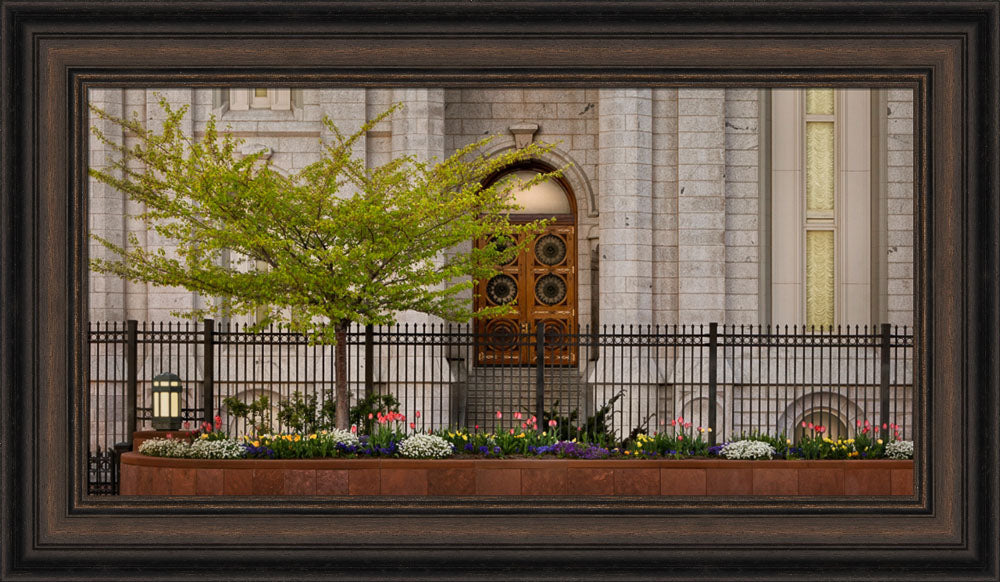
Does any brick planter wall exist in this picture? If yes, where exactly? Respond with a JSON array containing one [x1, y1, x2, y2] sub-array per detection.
[[119, 453, 914, 496]]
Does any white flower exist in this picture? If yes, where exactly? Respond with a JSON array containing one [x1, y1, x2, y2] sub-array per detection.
[[188, 439, 245, 459], [398, 434, 454, 459], [137, 438, 190, 458], [326, 428, 359, 448], [720, 439, 776, 460], [885, 440, 914, 460], [138, 437, 246, 459]]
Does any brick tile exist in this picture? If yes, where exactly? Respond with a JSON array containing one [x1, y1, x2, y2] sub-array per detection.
[[119, 463, 136, 495], [521, 467, 569, 496], [428, 468, 476, 496], [614, 468, 660, 496], [844, 468, 892, 495], [348, 468, 381, 495], [316, 470, 349, 495], [149, 467, 174, 495], [476, 469, 521, 495], [798, 468, 845, 495], [195, 468, 224, 495], [171, 468, 197, 495], [134, 465, 154, 495], [223, 469, 254, 495], [284, 470, 317, 495], [381, 469, 428, 495], [752, 468, 799, 495], [706, 467, 753, 495], [891, 469, 914, 496], [567, 468, 614, 495], [660, 468, 708, 495], [253, 469, 285, 495]]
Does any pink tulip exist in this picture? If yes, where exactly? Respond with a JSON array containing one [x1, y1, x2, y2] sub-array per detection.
[[677, 435, 683, 441], [350, 425, 357, 433], [856, 419, 862, 427], [415, 411, 421, 418], [808, 422, 814, 429], [864, 419, 870, 427], [684, 422, 692, 428], [817, 426, 826, 434], [514, 412, 522, 420], [409, 422, 416, 429], [671, 419, 677, 426], [801, 421, 807, 428], [496, 411, 503, 419], [368, 413, 374, 419], [509, 428, 515, 434], [166, 433, 173, 439], [183, 421, 191, 430], [882, 422, 888, 429], [548, 419, 557, 428], [678, 417, 684, 424]]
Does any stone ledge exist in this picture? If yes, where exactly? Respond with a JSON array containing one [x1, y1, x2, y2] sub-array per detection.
[[119, 453, 914, 497]]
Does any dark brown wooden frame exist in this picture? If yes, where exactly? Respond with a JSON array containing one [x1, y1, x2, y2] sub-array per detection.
[[1, 1, 997, 579]]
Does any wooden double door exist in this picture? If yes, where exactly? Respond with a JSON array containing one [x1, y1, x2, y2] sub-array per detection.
[[475, 224, 577, 366]]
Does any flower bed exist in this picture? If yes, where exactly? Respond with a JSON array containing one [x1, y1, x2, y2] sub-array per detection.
[[119, 453, 914, 496]]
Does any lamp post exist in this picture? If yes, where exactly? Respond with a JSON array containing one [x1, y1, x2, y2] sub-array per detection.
[[151, 372, 183, 430]]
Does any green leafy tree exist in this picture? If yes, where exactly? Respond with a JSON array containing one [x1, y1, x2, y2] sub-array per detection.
[[89, 98, 563, 428]]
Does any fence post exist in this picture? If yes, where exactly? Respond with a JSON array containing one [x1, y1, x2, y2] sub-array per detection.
[[880, 323, 891, 440], [203, 319, 214, 424], [364, 324, 374, 400], [708, 322, 718, 446], [536, 322, 545, 431], [125, 320, 138, 449]]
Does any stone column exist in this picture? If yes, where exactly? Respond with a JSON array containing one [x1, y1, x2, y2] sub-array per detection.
[[677, 89, 726, 324], [88, 88, 127, 323], [597, 88, 654, 328]]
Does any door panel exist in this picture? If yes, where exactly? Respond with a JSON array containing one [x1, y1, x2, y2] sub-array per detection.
[[476, 225, 577, 366]]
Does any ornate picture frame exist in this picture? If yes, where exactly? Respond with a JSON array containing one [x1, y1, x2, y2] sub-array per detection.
[[1, 1, 997, 579]]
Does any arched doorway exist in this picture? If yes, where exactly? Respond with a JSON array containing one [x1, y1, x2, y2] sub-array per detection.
[[475, 161, 577, 366]]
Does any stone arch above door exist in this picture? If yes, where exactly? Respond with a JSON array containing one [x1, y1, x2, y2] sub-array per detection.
[[475, 160, 578, 366]]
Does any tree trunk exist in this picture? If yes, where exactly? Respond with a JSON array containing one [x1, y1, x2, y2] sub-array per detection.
[[335, 321, 350, 429]]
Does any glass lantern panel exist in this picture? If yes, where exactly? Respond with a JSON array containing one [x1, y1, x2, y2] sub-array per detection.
[[170, 393, 180, 417]]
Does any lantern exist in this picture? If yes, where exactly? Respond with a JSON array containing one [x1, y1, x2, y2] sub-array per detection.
[[151, 372, 183, 430]]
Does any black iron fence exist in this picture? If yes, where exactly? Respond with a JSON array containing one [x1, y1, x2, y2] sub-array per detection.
[[88, 320, 914, 494]]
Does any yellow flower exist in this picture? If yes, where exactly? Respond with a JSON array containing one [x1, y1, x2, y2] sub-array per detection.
[[624, 450, 631, 455], [462, 434, 468, 441], [847, 439, 854, 444], [309, 434, 317, 440], [877, 439, 883, 444], [786, 439, 792, 445], [252, 441, 259, 447], [200, 434, 208, 440]]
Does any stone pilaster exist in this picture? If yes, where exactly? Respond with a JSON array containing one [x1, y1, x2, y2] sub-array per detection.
[[597, 88, 653, 328], [677, 89, 726, 324]]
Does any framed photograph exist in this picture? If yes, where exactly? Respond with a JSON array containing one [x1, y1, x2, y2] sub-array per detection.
[[2, 1, 997, 579]]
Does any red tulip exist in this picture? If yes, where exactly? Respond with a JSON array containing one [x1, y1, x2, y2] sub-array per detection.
[[409, 422, 415, 429], [415, 411, 421, 419], [350, 425, 357, 433]]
